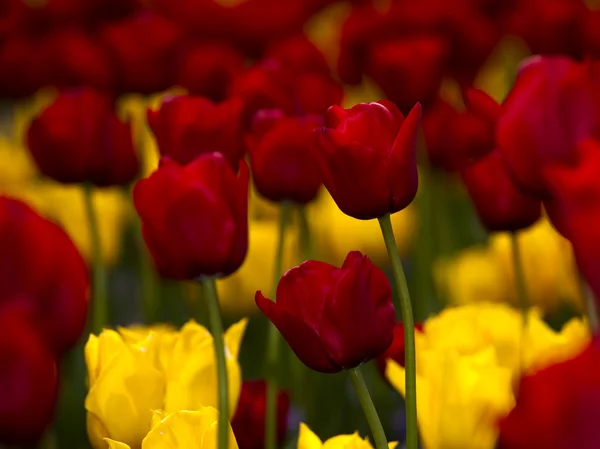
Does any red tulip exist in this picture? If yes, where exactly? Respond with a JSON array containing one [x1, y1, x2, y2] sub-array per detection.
[[313, 101, 421, 220], [375, 323, 423, 375], [256, 251, 396, 373], [247, 110, 322, 204], [174, 42, 245, 102], [231, 380, 290, 449], [0, 34, 50, 98], [100, 12, 181, 94], [0, 311, 59, 447], [0, 197, 88, 356], [264, 35, 331, 77], [27, 87, 138, 186], [133, 154, 249, 280], [462, 150, 541, 232], [496, 56, 600, 197], [498, 338, 600, 449], [147, 95, 245, 169]]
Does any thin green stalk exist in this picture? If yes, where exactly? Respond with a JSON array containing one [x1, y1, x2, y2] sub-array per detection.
[[510, 232, 529, 323], [348, 367, 388, 449], [200, 277, 229, 449], [378, 214, 418, 449], [578, 273, 599, 333], [265, 202, 292, 449], [136, 219, 159, 324], [297, 205, 313, 261], [83, 184, 108, 334]]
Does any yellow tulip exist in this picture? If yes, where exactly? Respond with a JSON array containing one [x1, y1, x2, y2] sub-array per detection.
[[85, 320, 247, 449], [308, 191, 417, 267], [297, 423, 397, 449], [105, 408, 238, 449], [0, 137, 37, 192], [217, 220, 298, 317]]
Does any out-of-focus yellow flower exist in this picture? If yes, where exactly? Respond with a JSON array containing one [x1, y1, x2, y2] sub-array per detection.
[[0, 137, 37, 192], [12, 88, 57, 145], [85, 319, 247, 449], [217, 220, 298, 317], [104, 408, 238, 449], [297, 423, 397, 449], [435, 219, 582, 312], [385, 302, 590, 449], [309, 191, 417, 267], [387, 349, 514, 449]]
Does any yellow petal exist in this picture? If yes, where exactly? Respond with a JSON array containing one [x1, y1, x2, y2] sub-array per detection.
[[297, 423, 323, 449], [87, 412, 111, 449], [104, 439, 132, 449], [224, 319, 248, 360]]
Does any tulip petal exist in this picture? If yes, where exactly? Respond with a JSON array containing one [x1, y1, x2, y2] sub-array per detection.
[[256, 291, 341, 373], [297, 423, 323, 449], [104, 439, 131, 449]]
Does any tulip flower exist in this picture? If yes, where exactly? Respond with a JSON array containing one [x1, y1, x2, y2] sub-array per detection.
[[27, 87, 139, 187], [375, 323, 423, 374], [104, 408, 239, 449], [256, 251, 395, 373], [264, 35, 332, 77], [85, 319, 247, 449], [247, 110, 322, 204], [498, 338, 600, 449], [231, 380, 290, 449], [147, 95, 245, 168], [313, 101, 421, 220], [0, 196, 88, 356], [0, 311, 58, 447], [133, 153, 249, 280], [297, 423, 397, 449]]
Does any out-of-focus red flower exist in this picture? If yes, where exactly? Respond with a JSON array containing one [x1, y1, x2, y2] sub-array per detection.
[[0, 311, 58, 447], [0, 0, 28, 41], [498, 338, 600, 449], [247, 110, 322, 204], [231, 380, 290, 449], [375, 323, 423, 375], [147, 95, 245, 169], [27, 88, 138, 186], [582, 9, 600, 59], [174, 42, 245, 102], [462, 150, 541, 232], [256, 251, 395, 373], [100, 12, 181, 94], [422, 96, 496, 171], [543, 139, 600, 301], [497, 56, 600, 197], [0, 34, 50, 98], [46, 28, 114, 91], [230, 59, 343, 128], [313, 101, 421, 220], [264, 35, 332, 77], [133, 154, 249, 280], [0, 197, 88, 356]]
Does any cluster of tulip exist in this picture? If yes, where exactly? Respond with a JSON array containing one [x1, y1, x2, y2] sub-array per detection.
[[2, 0, 600, 449]]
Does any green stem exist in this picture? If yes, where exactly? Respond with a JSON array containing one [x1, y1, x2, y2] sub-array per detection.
[[348, 367, 388, 449], [578, 273, 599, 333], [265, 202, 292, 449], [136, 219, 159, 324], [297, 205, 313, 261], [378, 214, 418, 449], [200, 277, 229, 449], [83, 184, 108, 334], [510, 232, 529, 323]]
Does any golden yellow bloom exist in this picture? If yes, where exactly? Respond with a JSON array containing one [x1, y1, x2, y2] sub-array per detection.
[[104, 408, 238, 449], [217, 219, 298, 317], [309, 191, 417, 267], [85, 319, 247, 449], [384, 303, 590, 449], [0, 137, 37, 192], [435, 219, 582, 312], [297, 423, 397, 449]]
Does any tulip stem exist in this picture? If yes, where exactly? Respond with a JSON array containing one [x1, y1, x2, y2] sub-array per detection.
[[83, 184, 108, 334], [510, 232, 529, 323], [348, 367, 388, 449], [378, 213, 418, 449], [578, 272, 599, 332], [266, 202, 292, 449], [201, 276, 229, 449]]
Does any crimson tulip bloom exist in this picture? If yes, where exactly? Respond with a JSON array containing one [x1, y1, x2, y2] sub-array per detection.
[[265, 35, 332, 77], [497, 56, 600, 197], [462, 150, 541, 232], [0, 311, 58, 447], [133, 153, 249, 280], [0, 197, 89, 356], [147, 95, 245, 169], [375, 323, 423, 375], [27, 87, 138, 186], [256, 251, 396, 373], [498, 338, 600, 449], [247, 110, 322, 204], [231, 380, 290, 449], [313, 100, 421, 220]]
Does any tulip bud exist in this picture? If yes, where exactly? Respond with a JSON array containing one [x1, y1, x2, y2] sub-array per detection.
[[313, 101, 421, 220], [256, 251, 395, 373]]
